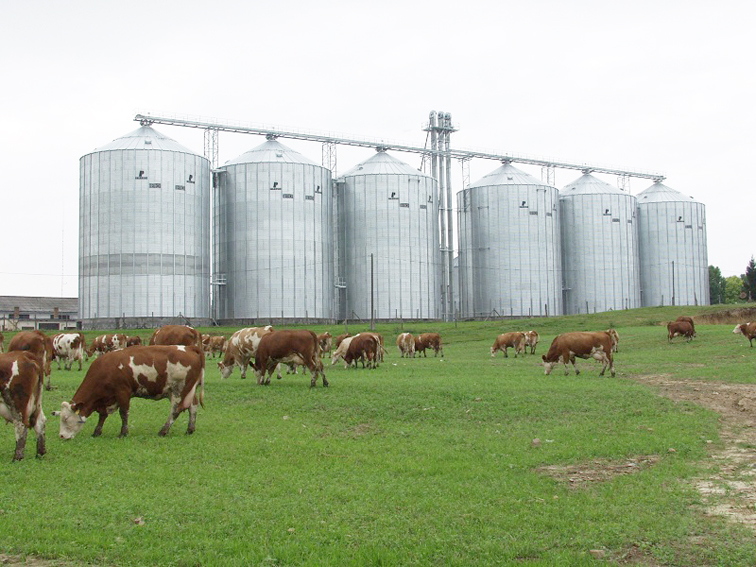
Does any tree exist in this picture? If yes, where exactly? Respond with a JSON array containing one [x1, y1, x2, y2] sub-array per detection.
[[742, 256, 756, 302], [725, 276, 746, 303], [709, 265, 726, 304]]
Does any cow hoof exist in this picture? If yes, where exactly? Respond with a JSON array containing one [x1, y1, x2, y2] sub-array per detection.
[[158, 430, 168, 437]]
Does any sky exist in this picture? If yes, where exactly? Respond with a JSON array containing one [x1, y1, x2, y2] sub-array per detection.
[[1, 0, 754, 298]]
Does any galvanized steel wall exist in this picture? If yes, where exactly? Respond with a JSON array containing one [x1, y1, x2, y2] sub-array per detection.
[[339, 151, 441, 320], [214, 140, 333, 320], [637, 182, 709, 306], [456, 164, 562, 318], [79, 127, 211, 321], [560, 174, 641, 314]]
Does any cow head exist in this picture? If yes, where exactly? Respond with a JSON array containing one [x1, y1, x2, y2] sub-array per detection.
[[51, 402, 87, 440], [542, 355, 555, 375], [217, 361, 233, 379], [733, 324, 745, 335], [490, 346, 497, 357]]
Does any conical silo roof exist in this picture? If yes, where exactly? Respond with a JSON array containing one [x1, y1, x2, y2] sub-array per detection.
[[637, 181, 697, 203], [224, 139, 317, 166], [469, 162, 548, 188], [561, 173, 625, 196], [340, 150, 430, 178], [92, 125, 199, 154]]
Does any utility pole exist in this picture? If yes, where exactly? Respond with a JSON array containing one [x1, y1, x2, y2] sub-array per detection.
[[370, 253, 375, 331]]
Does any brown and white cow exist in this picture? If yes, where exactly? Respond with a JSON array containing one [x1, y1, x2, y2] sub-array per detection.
[[149, 325, 202, 348], [523, 330, 539, 354], [733, 322, 756, 347], [218, 326, 274, 379], [542, 332, 615, 377], [344, 333, 380, 369], [53, 345, 205, 439], [667, 321, 695, 343], [396, 333, 415, 358], [675, 316, 696, 335], [86, 334, 128, 358], [254, 330, 326, 387], [332, 333, 383, 367], [204, 336, 226, 358], [491, 332, 526, 358], [317, 332, 333, 356], [0, 351, 46, 461], [335, 333, 351, 348], [8, 330, 54, 390], [52, 332, 85, 371], [126, 336, 143, 347], [414, 333, 443, 357], [605, 329, 620, 353]]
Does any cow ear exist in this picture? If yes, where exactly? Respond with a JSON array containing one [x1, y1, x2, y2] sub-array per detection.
[[61, 401, 71, 411]]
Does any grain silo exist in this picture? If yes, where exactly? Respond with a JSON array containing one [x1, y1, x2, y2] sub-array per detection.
[[637, 181, 709, 306], [214, 137, 333, 322], [560, 173, 640, 314], [337, 149, 440, 320], [456, 162, 562, 318], [79, 125, 211, 328]]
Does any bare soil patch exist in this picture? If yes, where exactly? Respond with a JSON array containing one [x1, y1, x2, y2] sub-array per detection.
[[537, 456, 660, 489], [694, 307, 756, 325], [632, 374, 756, 530]]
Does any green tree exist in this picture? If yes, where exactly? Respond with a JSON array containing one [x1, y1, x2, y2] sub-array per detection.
[[742, 256, 756, 302], [725, 275, 746, 303], [709, 265, 725, 304]]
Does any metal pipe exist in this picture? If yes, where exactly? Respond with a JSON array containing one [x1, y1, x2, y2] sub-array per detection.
[[444, 112, 454, 321]]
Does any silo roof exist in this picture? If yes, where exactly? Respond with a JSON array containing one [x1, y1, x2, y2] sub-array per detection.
[[340, 150, 430, 178], [469, 163, 550, 188], [637, 181, 697, 203], [561, 173, 626, 197], [224, 139, 317, 166], [92, 126, 200, 154]]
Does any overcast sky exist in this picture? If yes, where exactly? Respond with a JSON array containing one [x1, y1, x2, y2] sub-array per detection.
[[1, 0, 754, 298]]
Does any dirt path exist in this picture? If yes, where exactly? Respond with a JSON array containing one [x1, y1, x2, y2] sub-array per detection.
[[632, 374, 756, 529]]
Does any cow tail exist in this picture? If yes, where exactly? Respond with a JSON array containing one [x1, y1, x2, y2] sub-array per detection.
[[197, 368, 205, 409]]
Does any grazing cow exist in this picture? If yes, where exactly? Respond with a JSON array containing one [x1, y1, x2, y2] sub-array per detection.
[[0, 351, 46, 461], [52, 333, 85, 371], [675, 316, 696, 335], [345, 334, 380, 369], [733, 322, 756, 347], [8, 330, 54, 390], [53, 345, 205, 439], [491, 332, 526, 358], [335, 333, 351, 348], [149, 325, 202, 348], [523, 330, 539, 354], [396, 333, 415, 358], [667, 321, 695, 343], [414, 333, 443, 357], [86, 334, 128, 358], [254, 330, 326, 387], [332, 335, 356, 367], [126, 336, 143, 347], [317, 332, 333, 356], [204, 336, 226, 358], [605, 329, 620, 353], [542, 332, 615, 377], [218, 326, 274, 379]]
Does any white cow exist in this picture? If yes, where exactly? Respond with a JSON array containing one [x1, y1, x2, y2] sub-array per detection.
[[53, 333, 86, 371]]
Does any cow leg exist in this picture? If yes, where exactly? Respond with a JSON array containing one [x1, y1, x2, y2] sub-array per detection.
[[45, 370, 52, 391], [92, 412, 108, 437], [117, 405, 131, 438], [186, 401, 198, 435], [276, 363, 284, 380], [56, 356, 62, 371], [13, 421, 27, 462], [34, 410, 46, 458], [77, 355, 82, 371], [159, 398, 182, 436], [504, 348, 508, 358]]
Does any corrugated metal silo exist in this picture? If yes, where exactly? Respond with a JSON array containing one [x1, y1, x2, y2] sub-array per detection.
[[560, 174, 641, 314], [214, 137, 333, 321], [79, 126, 211, 327], [456, 162, 562, 318], [338, 149, 440, 320], [637, 182, 709, 306]]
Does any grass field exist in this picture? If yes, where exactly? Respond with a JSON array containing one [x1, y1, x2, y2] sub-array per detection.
[[2, 306, 756, 565]]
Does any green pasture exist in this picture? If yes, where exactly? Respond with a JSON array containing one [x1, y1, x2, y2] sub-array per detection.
[[2, 306, 756, 565]]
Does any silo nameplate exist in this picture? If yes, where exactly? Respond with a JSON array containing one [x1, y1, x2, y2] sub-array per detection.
[[283, 194, 294, 199], [400, 202, 409, 208], [149, 183, 161, 188]]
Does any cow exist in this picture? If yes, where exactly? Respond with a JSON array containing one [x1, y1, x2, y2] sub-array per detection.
[[542, 332, 616, 377], [126, 336, 143, 347], [396, 333, 415, 358], [605, 329, 620, 353], [335, 333, 351, 348], [332, 333, 383, 367], [733, 322, 756, 347], [317, 332, 333, 356], [667, 321, 695, 343], [414, 333, 443, 357], [205, 336, 226, 358], [53, 345, 205, 439], [523, 330, 540, 354], [86, 334, 128, 358], [8, 330, 54, 390], [218, 326, 274, 379], [344, 334, 380, 369], [149, 325, 202, 348], [52, 332, 85, 371], [491, 332, 526, 358], [0, 351, 46, 461], [254, 329, 326, 387], [675, 316, 696, 335]]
